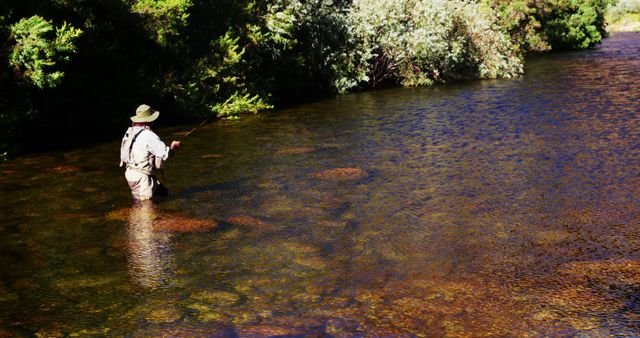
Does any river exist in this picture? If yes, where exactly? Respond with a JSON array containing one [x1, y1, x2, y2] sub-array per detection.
[[1, 32, 639, 336]]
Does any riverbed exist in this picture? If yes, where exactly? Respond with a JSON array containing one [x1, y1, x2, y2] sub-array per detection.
[[1, 32, 639, 336]]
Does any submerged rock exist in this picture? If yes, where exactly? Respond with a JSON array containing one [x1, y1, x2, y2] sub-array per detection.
[[131, 323, 234, 337], [276, 147, 316, 155], [153, 215, 217, 232], [106, 207, 133, 221], [311, 168, 368, 181], [107, 207, 217, 232], [190, 290, 241, 306], [145, 306, 183, 324], [320, 220, 349, 228], [225, 215, 270, 228], [532, 229, 573, 245], [293, 256, 328, 270], [237, 325, 305, 337]]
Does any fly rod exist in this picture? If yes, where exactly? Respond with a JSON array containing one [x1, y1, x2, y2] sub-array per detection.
[[182, 116, 212, 139]]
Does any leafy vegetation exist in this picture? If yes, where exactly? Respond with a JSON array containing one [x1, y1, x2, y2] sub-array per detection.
[[347, 0, 523, 88], [9, 16, 82, 88], [0, 0, 614, 156], [606, 0, 640, 31]]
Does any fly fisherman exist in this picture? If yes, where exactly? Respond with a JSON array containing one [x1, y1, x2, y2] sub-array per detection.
[[120, 104, 181, 201]]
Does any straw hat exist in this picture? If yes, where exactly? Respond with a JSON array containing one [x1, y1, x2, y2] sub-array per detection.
[[131, 104, 160, 123]]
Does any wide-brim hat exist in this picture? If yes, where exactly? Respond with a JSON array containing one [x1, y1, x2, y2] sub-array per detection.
[[131, 104, 160, 123]]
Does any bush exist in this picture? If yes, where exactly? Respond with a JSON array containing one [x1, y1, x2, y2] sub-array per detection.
[[131, 0, 192, 50], [0, 0, 615, 155], [8, 15, 82, 88], [346, 0, 523, 88], [485, 0, 612, 51], [543, 0, 611, 50], [607, 0, 640, 22]]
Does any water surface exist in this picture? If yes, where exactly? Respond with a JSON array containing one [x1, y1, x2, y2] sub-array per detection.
[[1, 32, 639, 336]]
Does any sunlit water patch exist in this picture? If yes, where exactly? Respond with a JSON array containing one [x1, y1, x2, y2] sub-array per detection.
[[1, 32, 639, 336]]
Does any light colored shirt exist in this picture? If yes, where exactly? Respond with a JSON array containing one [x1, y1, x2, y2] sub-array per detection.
[[122, 126, 170, 174]]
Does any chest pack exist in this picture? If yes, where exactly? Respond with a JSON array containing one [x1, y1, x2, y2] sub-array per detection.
[[119, 127, 146, 167]]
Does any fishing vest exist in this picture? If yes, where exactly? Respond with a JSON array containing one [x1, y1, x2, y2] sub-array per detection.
[[120, 127, 164, 175]]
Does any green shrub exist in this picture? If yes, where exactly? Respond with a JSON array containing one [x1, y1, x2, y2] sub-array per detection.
[[347, 0, 523, 88], [9, 15, 82, 88], [130, 0, 193, 50], [484, 0, 552, 52], [485, 0, 612, 51], [607, 0, 640, 22], [543, 0, 611, 50], [211, 90, 273, 118]]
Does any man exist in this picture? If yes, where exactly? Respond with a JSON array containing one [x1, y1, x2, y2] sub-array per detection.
[[120, 104, 181, 200]]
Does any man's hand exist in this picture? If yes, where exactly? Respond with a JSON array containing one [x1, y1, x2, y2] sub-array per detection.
[[170, 141, 181, 151]]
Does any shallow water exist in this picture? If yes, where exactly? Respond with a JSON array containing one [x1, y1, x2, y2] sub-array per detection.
[[1, 32, 639, 336]]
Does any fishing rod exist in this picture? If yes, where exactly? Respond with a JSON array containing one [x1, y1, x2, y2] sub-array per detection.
[[182, 116, 212, 139], [158, 115, 212, 182]]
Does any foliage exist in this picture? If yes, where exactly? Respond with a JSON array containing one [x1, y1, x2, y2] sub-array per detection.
[[247, 0, 367, 95], [484, 0, 613, 51], [211, 90, 273, 118], [347, 0, 522, 88], [607, 0, 640, 20], [0, 0, 615, 156], [543, 0, 612, 50], [130, 0, 192, 50], [606, 0, 640, 30], [8, 15, 82, 88], [178, 29, 271, 118], [484, 0, 551, 52]]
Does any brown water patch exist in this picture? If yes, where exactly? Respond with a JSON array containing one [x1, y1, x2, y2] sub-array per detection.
[[309, 193, 349, 212], [320, 220, 349, 227], [276, 147, 316, 155], [531, 229, 573, 245], [539, 285, 623, 314], [53, 212, 99, 221], [107, 207, 217, 232], [0, 329, 24, 338], [106, 207, 132, 221], [345, 276, 544, 336], [311, 167, 368, 181], [153, 215, 217, 232], [225, 215, 271, 228], [51, 275, 121, 290], [237, 325, 305, 337], [293, 256, 328, 270], [270, 315, 323, 328], [144, 306, 183, 324], [190, 290, 241, 306], [46, 165, 82, 173], [201, 154, 224, 159], [131, 323, 233, 337], [558, 259, 640, 285]]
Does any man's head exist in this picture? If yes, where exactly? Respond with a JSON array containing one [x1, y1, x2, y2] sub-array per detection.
[[131, 104, 160, 123]]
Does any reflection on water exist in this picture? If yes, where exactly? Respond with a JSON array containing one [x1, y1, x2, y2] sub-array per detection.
[[0, 32, 639, 336], [125, 201, 174, 289]]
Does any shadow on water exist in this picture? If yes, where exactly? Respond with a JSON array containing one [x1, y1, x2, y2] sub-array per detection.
[[0, 32, 639, 336]]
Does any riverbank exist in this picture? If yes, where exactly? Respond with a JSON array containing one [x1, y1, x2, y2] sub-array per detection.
[[0, 0, 613, 158], [607, 14, 640, 32]]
